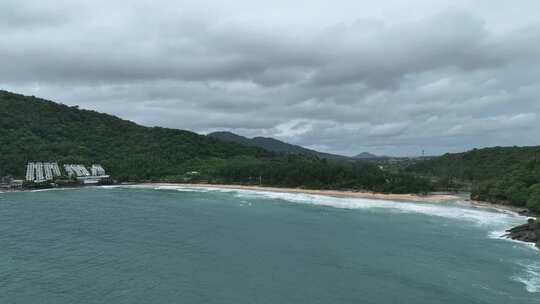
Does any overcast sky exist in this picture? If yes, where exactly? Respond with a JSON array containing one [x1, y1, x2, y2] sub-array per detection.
[[1, 0, 539, 156]]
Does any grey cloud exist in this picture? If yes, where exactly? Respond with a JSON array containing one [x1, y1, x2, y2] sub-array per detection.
[[2, 7, 524, 87], [0, 1, 74, 29], [308, 11, 506, 88], [1, 0, 540, 156]]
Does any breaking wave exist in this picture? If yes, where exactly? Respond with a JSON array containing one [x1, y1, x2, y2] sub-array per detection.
[[513, 262, 540, 293], [125, 184, 525, 228]]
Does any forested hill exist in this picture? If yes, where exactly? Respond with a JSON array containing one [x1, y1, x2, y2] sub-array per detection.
[[0, 90, 433, 194], [407, 146, 540, 212], [0, 90, 269, 180], [208, 131, 348, 160]]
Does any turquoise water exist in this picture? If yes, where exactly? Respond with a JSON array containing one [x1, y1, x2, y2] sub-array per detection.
[[0, 186, 538, 303]]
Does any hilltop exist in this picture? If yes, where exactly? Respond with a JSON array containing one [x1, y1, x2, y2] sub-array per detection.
[[208, 131, 348, 160], [353, 152, 385, 159]]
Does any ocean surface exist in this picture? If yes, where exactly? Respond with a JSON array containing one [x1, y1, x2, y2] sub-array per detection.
[[0, 186, 538, 303]]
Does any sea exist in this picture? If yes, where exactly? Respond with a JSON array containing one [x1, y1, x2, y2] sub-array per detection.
[[0, 185, 538, 303]]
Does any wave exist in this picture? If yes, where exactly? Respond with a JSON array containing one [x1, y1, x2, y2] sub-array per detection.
[[95, 185, 121, 189], [513, 262, 540, 293], [489, 230, 539, 254], [120, 184, 226, 192], [0, 187, 82, 193], [29, 187, 81, 193], [127, 185, 524, 227]]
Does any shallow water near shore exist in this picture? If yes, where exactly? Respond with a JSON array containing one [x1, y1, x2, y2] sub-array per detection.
[[0, 186, 538, 303]]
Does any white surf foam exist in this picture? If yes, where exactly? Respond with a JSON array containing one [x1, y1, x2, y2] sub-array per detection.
[[490, 232, 540, 254], [123, 184, 237, 193], [138, 185, 524, 227], [29, 187, 81, 193], [236, 189, 522, 226], [96, 185, 121, 189], [155, 185, 241, 193], [513, 262, 540, 293]]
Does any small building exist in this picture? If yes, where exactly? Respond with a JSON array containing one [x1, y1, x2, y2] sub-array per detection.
[[10, 180, 23, 188], [91, 164, 106, 176], [77, 164, 109, 184], [0, 175, 13, 184]]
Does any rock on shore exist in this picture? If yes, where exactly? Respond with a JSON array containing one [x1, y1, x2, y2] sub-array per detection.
[[505, 219, 540, 249]]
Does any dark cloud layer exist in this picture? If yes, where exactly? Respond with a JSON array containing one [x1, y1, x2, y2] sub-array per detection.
[[1, 0, 539, 156]]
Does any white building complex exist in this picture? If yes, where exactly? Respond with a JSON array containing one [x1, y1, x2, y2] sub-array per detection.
[[25, 162, 62, 182], [26, 162, 109, 184]]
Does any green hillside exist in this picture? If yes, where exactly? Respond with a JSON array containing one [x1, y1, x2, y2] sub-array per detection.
[[407, 146, 540, 212], [208, 131, 347, 159], [0, 90, 432, 194], [0, 90, 269, 180]]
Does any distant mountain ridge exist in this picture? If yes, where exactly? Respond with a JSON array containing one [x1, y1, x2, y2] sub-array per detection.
[[353, 152, 386, 159], [208, 131, 348, 159]]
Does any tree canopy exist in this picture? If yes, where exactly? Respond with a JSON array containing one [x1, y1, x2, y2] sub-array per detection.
[[407, 146, 540, 212]]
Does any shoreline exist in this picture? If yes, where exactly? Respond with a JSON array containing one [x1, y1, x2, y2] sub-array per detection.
[[145, 182, 461, 202], [142, 183, 535, 216], [138, 182, 528, 213], [4, 182, 531, 216]]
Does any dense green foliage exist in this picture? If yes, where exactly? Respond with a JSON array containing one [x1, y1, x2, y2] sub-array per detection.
[[208, 131, 347, 160], [408, 146, 540, 212], [196, 156, 433, 193], [0, 91, 269, 180], [0, 90, 432, 194]]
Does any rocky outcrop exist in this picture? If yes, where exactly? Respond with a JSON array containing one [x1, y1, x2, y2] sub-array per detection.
[[505, 219, 540, 249], [517, 209, 537, 217]]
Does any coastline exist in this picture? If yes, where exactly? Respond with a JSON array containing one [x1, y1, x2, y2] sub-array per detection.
[[144, 182, 461, 202], [141, 183, 536, 215], [465, 199, 534, 215], [4, 182, 530, 216]]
